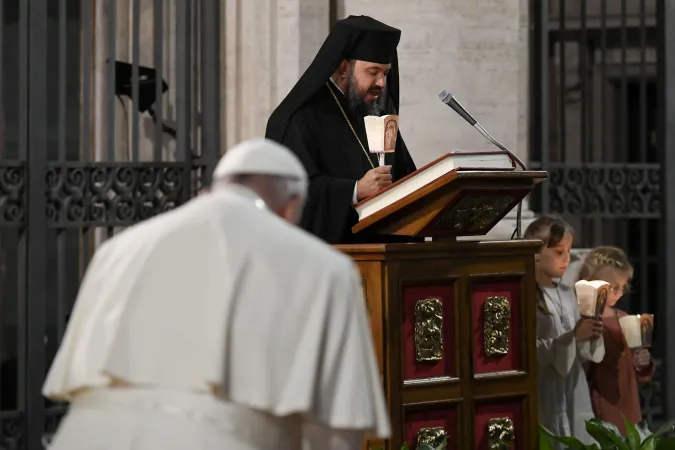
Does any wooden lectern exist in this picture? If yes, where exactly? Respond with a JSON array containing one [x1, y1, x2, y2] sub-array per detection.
[[335, 170, 547, 450]]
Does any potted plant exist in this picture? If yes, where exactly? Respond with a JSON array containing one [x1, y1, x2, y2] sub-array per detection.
[[539, 417, 675, 450]]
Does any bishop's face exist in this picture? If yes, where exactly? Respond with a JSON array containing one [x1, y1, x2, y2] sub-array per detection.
[[345, 60, 390, 116]]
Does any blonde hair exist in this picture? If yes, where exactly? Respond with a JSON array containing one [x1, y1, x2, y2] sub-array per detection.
[[578, 246, 634, 281], [524, 215, 575, 315]]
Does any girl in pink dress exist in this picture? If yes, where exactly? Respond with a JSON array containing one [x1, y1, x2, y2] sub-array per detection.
[[578, 246, 655, 433]]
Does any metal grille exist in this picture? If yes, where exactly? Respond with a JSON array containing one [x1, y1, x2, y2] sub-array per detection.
[[530, 0, 675, 428], [0, 1, 222, 448]]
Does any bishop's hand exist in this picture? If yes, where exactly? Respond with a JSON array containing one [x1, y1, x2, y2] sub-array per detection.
[[357, 166, 392, 201]]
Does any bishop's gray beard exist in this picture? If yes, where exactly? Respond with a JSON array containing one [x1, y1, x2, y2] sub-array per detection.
[[347, 75, 384, 117]]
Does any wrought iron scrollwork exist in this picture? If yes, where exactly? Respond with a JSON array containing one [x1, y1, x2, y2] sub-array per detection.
[[539, 164, 661, 217], [1, 414, 25, 449], [45, 163, 190, 227], [487, 417, 515, 450], [0, 163, 26, 226], [414, 298, 444, 363], [484, 296, 511, 356], [417, 426, 448, 448]]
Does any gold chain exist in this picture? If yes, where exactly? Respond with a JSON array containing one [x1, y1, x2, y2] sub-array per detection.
[[325, 82, 375, 169]]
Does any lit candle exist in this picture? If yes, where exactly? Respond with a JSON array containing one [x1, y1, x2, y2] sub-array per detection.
[[619, 315, 642, 349]]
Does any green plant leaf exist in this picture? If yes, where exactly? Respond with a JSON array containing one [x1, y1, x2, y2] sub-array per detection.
[[652, 419, 675, 441], [625, 417, 642, 449], [585, 419, 630, 450], [401, 443, 411, 450], [538, 425, 589, 449], [418, 445, 435, 450], [654, 437, 675, 450], [539, 427, 556, 450]]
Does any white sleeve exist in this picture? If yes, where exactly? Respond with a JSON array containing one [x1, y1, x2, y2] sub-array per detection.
[[536, 311, 577, 377], [572, 295, 605, 363], [303, 422, 364, 450], [577, 336, 605, 363], [352, 182, 358, 205]]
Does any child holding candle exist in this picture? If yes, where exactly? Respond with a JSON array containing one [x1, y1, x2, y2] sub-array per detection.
[[525, 216, 604, 447], [577, 246, 655, 433]]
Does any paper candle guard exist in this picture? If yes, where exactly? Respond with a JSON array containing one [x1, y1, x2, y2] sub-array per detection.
[[364, 114, 399, 167], [576, 282, 609, 318], [640, 314, 654, 348], [619, 314, 654, 349]]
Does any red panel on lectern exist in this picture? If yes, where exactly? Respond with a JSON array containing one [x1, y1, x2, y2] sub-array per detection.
[[401, 284, 456, 381], [471, 280, 523, 374]]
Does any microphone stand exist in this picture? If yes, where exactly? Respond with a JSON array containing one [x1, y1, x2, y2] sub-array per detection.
[[470, 123, 527, 240], [438, 90, 528, 239]]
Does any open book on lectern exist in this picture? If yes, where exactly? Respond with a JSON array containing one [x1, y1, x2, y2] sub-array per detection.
[[354, 150, 516, 220]]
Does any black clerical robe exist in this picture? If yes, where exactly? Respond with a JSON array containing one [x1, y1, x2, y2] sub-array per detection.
[[279, 84, 417, 245]]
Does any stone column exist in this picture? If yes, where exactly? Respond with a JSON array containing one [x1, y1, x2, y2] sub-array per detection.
[[221, 0, 329, 149], [336, 0, 536, 239]]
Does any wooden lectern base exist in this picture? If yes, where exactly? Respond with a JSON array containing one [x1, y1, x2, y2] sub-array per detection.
[[336, 239, 541, 450]]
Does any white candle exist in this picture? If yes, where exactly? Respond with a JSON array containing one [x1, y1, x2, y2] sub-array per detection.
[[619, 315, 642, 349]]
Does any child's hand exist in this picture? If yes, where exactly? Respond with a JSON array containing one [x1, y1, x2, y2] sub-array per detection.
[[633, 348, 651, 368], [574, 317, 597, 341], [591, 318, 604, 340]]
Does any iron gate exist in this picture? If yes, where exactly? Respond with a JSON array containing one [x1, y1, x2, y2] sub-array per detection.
[[530, 0, 675, 428], [0, 1, 221, 448]]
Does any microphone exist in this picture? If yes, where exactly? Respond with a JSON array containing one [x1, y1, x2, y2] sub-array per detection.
[[438, 89, 528, 239]]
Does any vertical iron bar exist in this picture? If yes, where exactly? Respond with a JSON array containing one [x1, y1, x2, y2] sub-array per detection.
[[81, 0, 92, 288], [153, 0, 164, 161], [200, 0, 221, 185], [16, 0, 29, 418], [580, 0, 588, 162], [56, 0, 68, 345], [621, 0, 628, 162], [176, 0, 193, 203], [26, 0, 49, 446], [131, 0, 141, 161], [657, 0, 675, 422], [108, 0, 117, 162], [82, 2, 91, 164], [0, 0, 4, 414], [535, 0, 550, 213], [601, 0, 607, 161], [59, 0, 67, 162], [559, 0, 566, 162], [639, 0, 649, 315]]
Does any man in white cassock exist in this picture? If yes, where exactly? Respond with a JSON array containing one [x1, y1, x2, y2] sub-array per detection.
[[42, 138, 390, 450]]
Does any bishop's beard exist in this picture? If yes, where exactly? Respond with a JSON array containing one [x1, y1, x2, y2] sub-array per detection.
[[347, 74, 385, 117]]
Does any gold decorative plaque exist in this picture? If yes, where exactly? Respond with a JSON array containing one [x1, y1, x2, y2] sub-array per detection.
[[414, 298, 444, 362], [483, 296, 511, 356], [487, 417, 515, 450], [417, 427, 448, 448]]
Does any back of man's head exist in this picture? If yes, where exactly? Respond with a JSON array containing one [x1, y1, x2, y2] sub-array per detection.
[[212, 138, 308, 224]]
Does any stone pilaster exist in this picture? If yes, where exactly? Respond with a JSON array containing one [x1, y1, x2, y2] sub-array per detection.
[[222, 0, 329, 149]]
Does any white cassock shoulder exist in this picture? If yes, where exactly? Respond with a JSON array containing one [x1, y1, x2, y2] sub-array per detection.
[[224, 222, 391, 439]]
